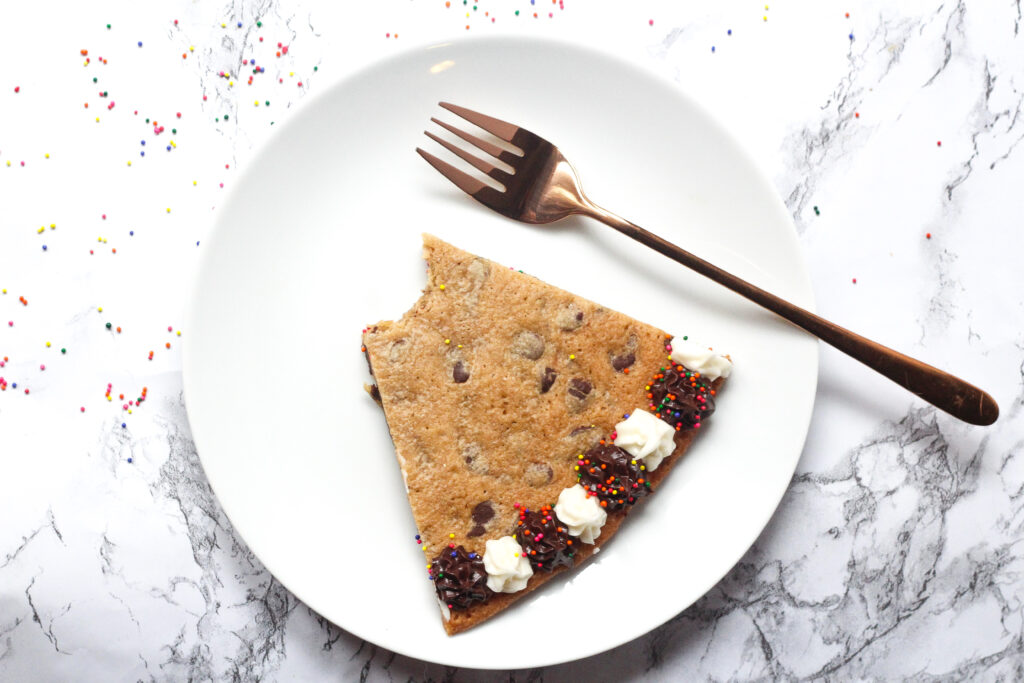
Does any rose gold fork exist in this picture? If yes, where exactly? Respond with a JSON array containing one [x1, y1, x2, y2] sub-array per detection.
[[416, 102, 998, 426]]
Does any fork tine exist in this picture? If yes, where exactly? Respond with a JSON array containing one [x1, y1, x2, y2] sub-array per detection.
[[431, 117, 508, 160], [416, 147, 493, 196], [439, 102, 519, 142], [423, 131, 509, 179]]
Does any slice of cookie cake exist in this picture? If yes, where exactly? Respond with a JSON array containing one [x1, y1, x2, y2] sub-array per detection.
[[361, 234, 731, 634]]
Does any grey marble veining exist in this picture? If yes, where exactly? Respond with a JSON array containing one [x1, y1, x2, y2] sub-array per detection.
[[2, 1, 1022, 681]]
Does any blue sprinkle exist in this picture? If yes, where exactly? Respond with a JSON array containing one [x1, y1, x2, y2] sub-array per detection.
[[237, 21, 242, 27], [727, 29, 732, 35], [711, 46, 715, 52], [141, 140, 145, 146], [415, 534, 421, 540], [12, 383, 16, 389], [137, 41, 143, 47], [140, 151, 145, 157], [121, 422, 126, 428], [42, 245, 47, 251], [129, 231, 134, 236], [127, 457, 133, 463], [849, 33, 854, 40], [450, 551, 457, 557], [166, 145, 171, 151]]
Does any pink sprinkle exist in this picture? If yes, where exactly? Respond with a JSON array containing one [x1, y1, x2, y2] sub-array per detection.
[[123, 404, 128, 409], [536, 533, 544, 540], [102, 214, 107, 219], [7, 321, 12, 327], [649, 19, 654, 26], [14, 86, 20, 93], [40, 364, 45, 371], [666, 344, 672, 352], [81, 407, 85, 412], [167, 326, 173, 332], [24, 388, 29, 395]]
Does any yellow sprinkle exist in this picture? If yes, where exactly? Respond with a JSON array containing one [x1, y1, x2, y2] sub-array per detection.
[[764, 4, 769, 9], [171, 140, 176, 148], [107, 395, 112, 401], [45, 342, 51, 348], [50, 224, 56, 230], [569, 354, 576, 360], [449, 533, 455, 539], [193, 180, 197, 186], [221, 22, 226, 28], [457, 344, 463, 349], [97, 307, 103, 312], [166, 208, 171, 213], [177, 330, 182, 336], [37, 227, 44, 234], [97, 237, 102, 242], [127, 161, 132, 166], [439, 284, 446, 290], [254, 100, 259, 106], [96, 117, 100, 122], [5, 161, 10, 167], [44, 153, 50, 159], [189, 46, 194, 52], [289, 71, 294, 77], [228, 80, 234, 87], [763, 15, 767, 21], [444, 339, 450, 344]]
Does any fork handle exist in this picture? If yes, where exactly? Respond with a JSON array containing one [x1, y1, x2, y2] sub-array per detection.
[[582, 204, 999, 426]]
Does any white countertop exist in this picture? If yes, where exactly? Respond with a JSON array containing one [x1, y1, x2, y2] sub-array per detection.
[[2, 1, 1021, 679]]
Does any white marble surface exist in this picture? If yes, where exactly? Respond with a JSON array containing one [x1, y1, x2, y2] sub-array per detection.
[[2, 1, 1022, 680]]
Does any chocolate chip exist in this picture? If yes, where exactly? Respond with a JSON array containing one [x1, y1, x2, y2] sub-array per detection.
[[462, 442, 489, 475], [568, 378, 592, 399], [524, 462, 554, 487], [453, 361, 470, 383], [555, 304, 584, 331], [471, 501, 495, 525], [467, 525, 487, 538], [611, 352, 635, 371], [540, 367, 558, 393], [369, 384, 381, 402], [388, 338, 408, 363], [569, 425, 595, 437], [510, 331, 545, 360]]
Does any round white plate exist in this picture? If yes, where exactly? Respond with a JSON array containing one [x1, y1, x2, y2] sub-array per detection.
[[184, 37, 817, 669]]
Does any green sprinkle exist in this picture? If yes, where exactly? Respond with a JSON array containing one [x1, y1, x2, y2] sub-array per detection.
[[515, 10, 520, 15], [257, 20, 262, 27], [683, 335, 688, 340], [105, 322, 112, 329], [313, 66, 318, 71], [61, 348, 66, 354], [106, 23, 111, 29], [92, 77, 97, 83], [223, 114, 229, 120], [171, 128, 177, 134], [813, 206, 820, 215], [264, 100, 269, 106], [145, 118, 150, 123]]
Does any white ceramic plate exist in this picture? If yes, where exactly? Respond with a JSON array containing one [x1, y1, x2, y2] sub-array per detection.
[[184, 37, 817, 669]]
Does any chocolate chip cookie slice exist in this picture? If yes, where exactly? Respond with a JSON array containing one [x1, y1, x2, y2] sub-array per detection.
[[362, 235, 730, 634]]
